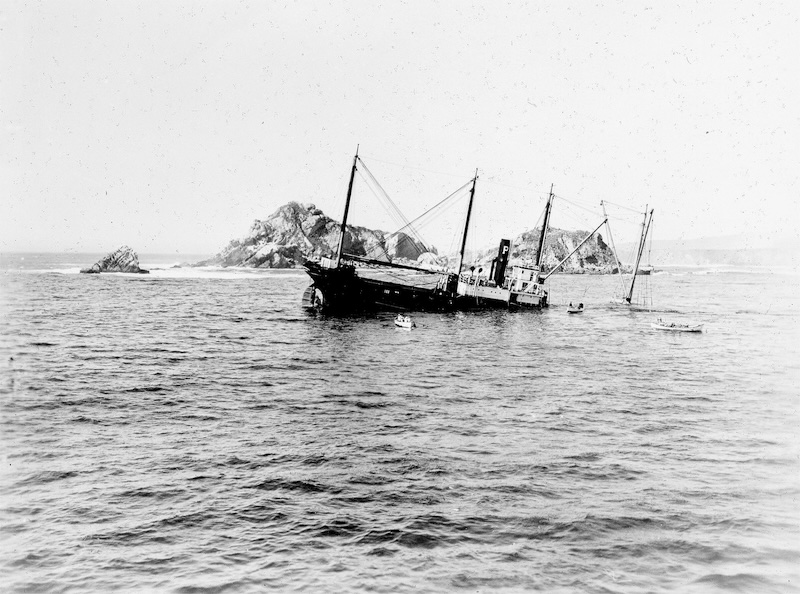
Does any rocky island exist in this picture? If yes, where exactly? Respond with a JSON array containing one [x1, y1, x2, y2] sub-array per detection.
[[197, 201, 619, 274], [481, 226, 619, 274], [81, 246, 149, 274], [196, 202, 434, 269]]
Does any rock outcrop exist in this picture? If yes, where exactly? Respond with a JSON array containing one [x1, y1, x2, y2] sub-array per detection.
[[472, 227, 619, 274], [197, 201, 620, 273], [196, 202, 431, 268], [81, 246, 149, 274]]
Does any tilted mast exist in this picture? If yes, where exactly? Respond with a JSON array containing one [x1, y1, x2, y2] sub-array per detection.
[[601, 200, 626, 296], [455, 171, 478, 275], [541, 218, 608, 282], [335, 146, 359, 266], [625, 207, 654, 303], [534, 184, 555, 278]]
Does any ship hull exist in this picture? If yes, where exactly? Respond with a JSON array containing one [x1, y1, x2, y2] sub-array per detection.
[[304, 261, 547, 313], [303, 260, 457, 312], [456, 279, 548, 309]]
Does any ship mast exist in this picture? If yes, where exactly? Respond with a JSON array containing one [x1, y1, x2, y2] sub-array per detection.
[[335, 146, 359, 266], [455, 171, 478, 276], [601, 200, 626, 296], [625, 207, 654, 303], [534, 184, 555, 277]]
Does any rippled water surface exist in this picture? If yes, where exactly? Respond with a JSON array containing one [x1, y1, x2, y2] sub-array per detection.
[[1, 254, 799, 593]]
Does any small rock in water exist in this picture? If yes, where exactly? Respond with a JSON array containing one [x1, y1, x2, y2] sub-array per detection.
[[80, 246, 149, 274]]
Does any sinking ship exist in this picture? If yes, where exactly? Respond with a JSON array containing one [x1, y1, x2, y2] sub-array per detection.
[[302, 149, 605, 313]]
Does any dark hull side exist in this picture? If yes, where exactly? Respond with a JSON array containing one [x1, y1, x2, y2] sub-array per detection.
[[453, 294, 549, 310], [303, 261, 457, 312], [303, 261, 548, 313]]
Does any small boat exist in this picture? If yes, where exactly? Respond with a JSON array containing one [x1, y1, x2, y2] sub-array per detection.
[[394, 314, 416, 329], [650, 318, 703, 332], [567, 302, 584, 314]]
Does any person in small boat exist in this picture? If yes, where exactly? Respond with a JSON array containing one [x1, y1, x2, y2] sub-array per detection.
[[569, 302, 573, 307], [578, 303, 583, 309]]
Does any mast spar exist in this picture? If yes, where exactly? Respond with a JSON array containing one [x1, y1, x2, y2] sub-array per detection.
[[335, 146, 359, 266], [601, 200, 626, 296], [455, 170, 478, 276], [625, 207, 654, 304], [540, 218, 608, 283], [535, 184, 555, 280]]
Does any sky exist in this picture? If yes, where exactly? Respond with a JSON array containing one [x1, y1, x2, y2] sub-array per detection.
[[2, 0, 798, 255]]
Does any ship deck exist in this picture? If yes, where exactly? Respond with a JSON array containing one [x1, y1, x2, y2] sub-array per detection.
[[354, 266, 448, 290]]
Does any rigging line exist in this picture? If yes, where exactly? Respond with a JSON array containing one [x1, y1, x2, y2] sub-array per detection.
[[512, 207, 547, 244], [552, 197, 588, 222], [610, 216, 650, 242], [358, 175, 407, 234], [556, 209, 596, 233], [601, 199, 645, 214], [355, 166, 401, 224], [362, 200, 467, 261], [355, 168, 414, 237], [414, 184, 473, 226], [556, 200, 605, 232], [361, 152, 550, 203], [357, 154, 471, 180], [354, 183, 419, 262], [353, 168, 472, 263], [363, 181, 473, 260], [352, 173, 403, 262], [480, 178, 551, 195], [391, 183, 471, 232], [401, 181, 472, 227], [354, 178, 402, 249], [354, 170, 471, 260], [549, 192, 602, 209], [359, 165, 407, 228], [553, 194, 604, 218], [356, 161, 412, 231], [358, 159, 430, 249], [605, 213, 639, 225]]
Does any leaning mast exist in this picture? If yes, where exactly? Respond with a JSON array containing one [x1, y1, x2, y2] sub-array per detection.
[[625, 207, 654, 303], [541, 217, 608, 282], [455, 171, 478, 276], [601, 200, 626, 296], [534, 184, 555, 279], [335, 146, 359, 266]]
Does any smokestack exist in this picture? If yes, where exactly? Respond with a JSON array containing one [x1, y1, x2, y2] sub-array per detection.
[[493, 239, 511, 286]]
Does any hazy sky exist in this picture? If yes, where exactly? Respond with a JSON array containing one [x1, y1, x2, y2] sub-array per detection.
[[2, 1, 798, 254]]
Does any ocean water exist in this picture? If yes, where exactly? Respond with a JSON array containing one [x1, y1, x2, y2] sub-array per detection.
[[1, 253, 799, 593]]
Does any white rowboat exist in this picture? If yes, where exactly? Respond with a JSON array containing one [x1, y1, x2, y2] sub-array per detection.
[[394, 315, 416, 329], [651, 319, 703, 332]]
